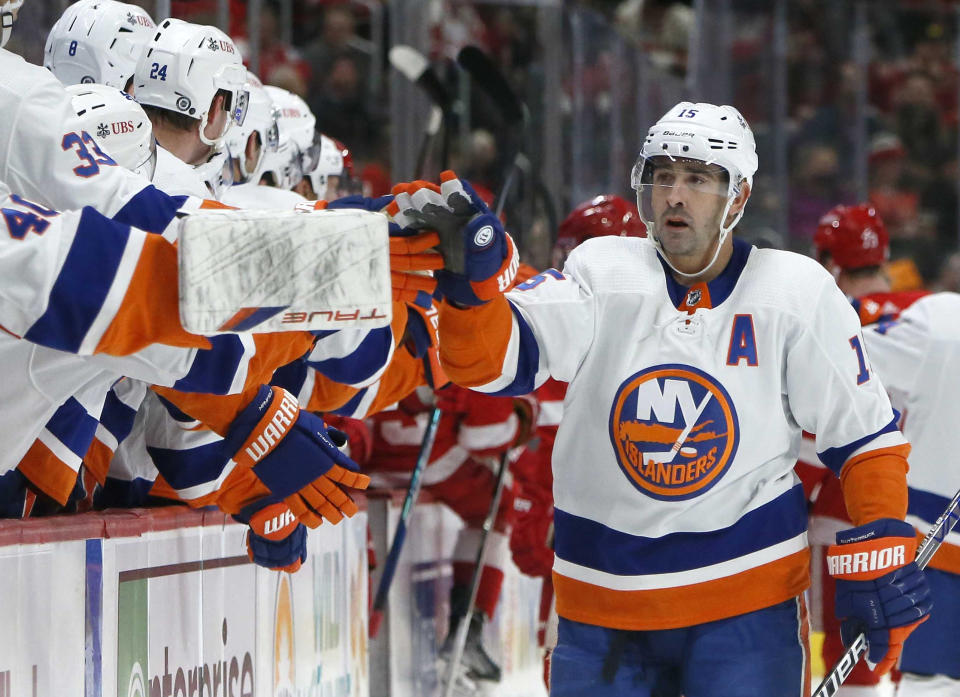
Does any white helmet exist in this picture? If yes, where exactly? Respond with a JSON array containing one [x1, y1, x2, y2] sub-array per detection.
[[132, 18, 248, 148], [224, 72, 279, 184], [631, 102, 757, 277], [66, 83, 156, 178], [305, 134, 361, 201], [264, 86, 319, 185], [44, 0, 155, 89], [1, 0, 24, 47]]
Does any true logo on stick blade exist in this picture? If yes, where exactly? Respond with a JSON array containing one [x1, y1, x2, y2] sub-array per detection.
[[609, 364, 739, 500]]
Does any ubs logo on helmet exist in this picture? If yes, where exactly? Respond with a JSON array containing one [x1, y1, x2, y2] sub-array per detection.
[[608, 364, 739, 500]]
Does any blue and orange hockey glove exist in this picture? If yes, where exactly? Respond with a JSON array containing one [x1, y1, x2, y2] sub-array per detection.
[[235, 501, 307, 573], [828, 518, 932, 675], [215, 385, 370, 527], [389, 171, 518, 306]]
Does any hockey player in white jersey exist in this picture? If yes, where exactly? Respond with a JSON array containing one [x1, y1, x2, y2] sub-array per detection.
[[44, 0, 155, 92], [66, 83, 157, 178], [0, 0, 233, 236], [131, 18, 246, 198], [393, 103, 932, 696], [862, 293, 960, 696], [806, 208, 960, 695], [220, 74, 307, 208], [298, 134, 361, 202]]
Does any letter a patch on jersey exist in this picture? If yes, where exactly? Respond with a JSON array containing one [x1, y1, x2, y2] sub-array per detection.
[[726, 314, 758, 366], [608, 364, 740, 500]]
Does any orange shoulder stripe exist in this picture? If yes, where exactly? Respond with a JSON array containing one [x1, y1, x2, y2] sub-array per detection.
[[17, 440, 79, 506], [95, 233, 211, 355], [840, 444, 910, 526], [153, 330, 316, 434], [439, 296, 513, 387]]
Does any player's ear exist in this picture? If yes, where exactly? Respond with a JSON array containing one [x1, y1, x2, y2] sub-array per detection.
[[728, 181, 751, 218]]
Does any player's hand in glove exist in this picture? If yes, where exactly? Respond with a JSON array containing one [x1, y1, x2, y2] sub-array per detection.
[[390, 171, 519, 306], [827, 518, 932, 675], [215, 385, 370, 527], [236, 501, 307, 573], [387, 225, 442, 308]]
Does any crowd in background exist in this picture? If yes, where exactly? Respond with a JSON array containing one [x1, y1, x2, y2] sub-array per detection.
[[13, 0, 960, 287]]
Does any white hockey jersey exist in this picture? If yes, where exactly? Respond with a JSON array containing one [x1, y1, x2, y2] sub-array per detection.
[[444, 237, 906, 630], [863, 292, 960, 575], [0, 48, 203, 233]]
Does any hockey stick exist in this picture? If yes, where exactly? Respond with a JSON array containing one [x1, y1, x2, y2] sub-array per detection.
[[442, 449, 512, 697], [457, 45, 558, 251], [368, 405, 442, 638], [812, 486, 960, 697], [389, 45, 454, 177], [456, 46, 526, 218]]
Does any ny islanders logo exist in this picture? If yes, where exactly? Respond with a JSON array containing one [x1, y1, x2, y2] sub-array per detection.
[[609, 364, 739, 500]]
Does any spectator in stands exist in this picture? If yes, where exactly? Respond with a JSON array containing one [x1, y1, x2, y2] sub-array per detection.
[[235, 1, 311, 96], [312, 53, 380, 161], [789, 143, 852, 244], [892, 70, 946, 187], [868, 133, 919, 238], [303, 4, 372, 107]]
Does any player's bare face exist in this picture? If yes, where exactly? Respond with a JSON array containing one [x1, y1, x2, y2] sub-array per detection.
[[650, 162, 727, 262]]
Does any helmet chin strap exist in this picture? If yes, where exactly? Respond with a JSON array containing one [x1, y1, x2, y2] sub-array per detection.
[[653, 196, 738, 279], [198, 110, 231, 149]]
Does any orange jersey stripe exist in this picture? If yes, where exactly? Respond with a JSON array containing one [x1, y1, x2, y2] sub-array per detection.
[[553, 548, 811, 631], [154, 330, 315, 434], [919, 532, 960, 575], [438, 296, 514, 387], [83, 437, 114, 486], [95, 233, 211, 355], [839, 444, 910, 525], [17, 440, 80, 506]]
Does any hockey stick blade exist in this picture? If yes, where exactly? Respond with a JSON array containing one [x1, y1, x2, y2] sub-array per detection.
[[456, 46, 526, 125], [390, 45, 453, 114], [812, 486, 960, 697]]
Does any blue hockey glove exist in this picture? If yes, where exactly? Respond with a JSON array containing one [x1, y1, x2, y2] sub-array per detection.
[[215, 385, 370, 527], [390, 171, 518, 306], [235, 500, 307, 573], [828, 518, 932, 675]]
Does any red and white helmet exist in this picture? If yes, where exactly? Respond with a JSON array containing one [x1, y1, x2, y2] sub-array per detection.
[[44, 0, 155, 89], [0, 0, 23, 47], [814, 203, 890, 272], [133, 19, 248, 148], [552, 195, 646, 268], [224, 71, 279, 183], [66, 83, 156, 178], [631, 102, 757, 276]]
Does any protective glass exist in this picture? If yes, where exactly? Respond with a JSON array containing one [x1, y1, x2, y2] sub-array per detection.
[[216, 62, 249, 127], [264, 116, 280, 153], [299, 130, 323, 176], [631, 154, 729, 226]]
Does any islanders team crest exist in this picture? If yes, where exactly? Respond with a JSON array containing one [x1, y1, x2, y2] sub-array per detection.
[[609, 364, 739, 500]]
